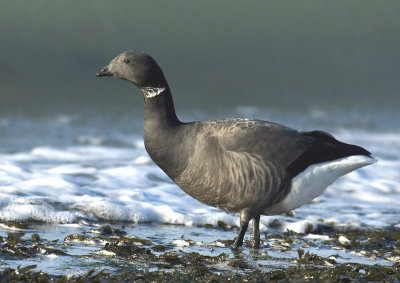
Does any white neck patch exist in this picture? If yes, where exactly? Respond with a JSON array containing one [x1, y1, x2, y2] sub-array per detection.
[[141, 87, 166, 98]]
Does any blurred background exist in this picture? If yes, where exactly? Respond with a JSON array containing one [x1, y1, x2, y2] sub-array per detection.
[[0, 1, 399, 151], [1, 1, 399, 112]]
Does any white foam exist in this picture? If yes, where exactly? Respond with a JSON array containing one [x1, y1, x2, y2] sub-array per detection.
[[0, 130, 398, 234], [305, 234, 330, 241], [172, 239, 191, 247], [31, 147, 81, 161], [133, 155, 152, 165], [0, 204, 76, 223], [46, 164, 97, 175]]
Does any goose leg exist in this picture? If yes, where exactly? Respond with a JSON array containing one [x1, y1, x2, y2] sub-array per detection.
[[232, 212, 251, 248], [251, 214, 261, 249]]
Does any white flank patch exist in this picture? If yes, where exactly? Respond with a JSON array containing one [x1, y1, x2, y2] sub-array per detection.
[[265, 155, 377, 215], [141, 87, 165, 98]]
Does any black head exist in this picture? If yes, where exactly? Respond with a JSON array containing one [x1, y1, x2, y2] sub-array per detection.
[[96, 51, 166, 88]]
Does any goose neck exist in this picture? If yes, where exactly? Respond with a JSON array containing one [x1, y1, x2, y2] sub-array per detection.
[[143, 86, 181, 130]]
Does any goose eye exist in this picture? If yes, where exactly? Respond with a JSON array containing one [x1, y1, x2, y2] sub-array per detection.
[[124, 59, 131, 64]]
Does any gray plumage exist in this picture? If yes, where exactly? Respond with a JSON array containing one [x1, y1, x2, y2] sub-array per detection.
[[96, 51, 375, 248], [171, 119, 308, 212]]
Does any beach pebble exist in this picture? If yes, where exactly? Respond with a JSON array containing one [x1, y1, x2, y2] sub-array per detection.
[[338, 235, 350, 245]]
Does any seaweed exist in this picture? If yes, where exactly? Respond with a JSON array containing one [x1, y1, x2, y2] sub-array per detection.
[[1, 223, 400, 282]]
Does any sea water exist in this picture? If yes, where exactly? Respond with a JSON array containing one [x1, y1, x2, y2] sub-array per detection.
[[0, 105, 399, 275], [0, 107, 398, 230]]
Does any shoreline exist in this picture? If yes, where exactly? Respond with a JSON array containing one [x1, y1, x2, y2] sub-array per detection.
[[0, 221, 399, 281]]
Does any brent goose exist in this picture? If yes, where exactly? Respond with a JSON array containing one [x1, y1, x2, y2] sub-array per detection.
[[96, 51, 376, 248]]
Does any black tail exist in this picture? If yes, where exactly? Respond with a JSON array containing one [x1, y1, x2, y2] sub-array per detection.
[[286, 130, 372, 177]]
